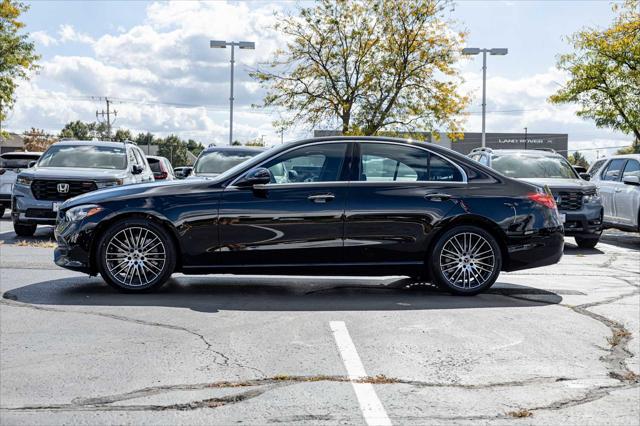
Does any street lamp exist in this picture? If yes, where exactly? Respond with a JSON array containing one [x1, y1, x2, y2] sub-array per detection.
[[210, 40, 256, 145], [462, 47, 508, 148]]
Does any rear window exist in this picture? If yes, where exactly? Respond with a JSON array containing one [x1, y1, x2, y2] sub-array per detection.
[[0, 154, 40, 170], [491, 154, 577, 179], [147, 158, 161, 173]]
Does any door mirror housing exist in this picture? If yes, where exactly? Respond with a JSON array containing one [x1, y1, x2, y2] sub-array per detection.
[[132, 164, 144, 175], [579, 172, 591, 181], [622, 175, 640, 186], [236, 167, 271, 187]]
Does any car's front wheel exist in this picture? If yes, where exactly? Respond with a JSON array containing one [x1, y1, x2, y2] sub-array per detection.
[[430, 225, 502, 296], [575, 235, 599, 249], [13, 221, 37, 237], [97, 218, 176, 292]]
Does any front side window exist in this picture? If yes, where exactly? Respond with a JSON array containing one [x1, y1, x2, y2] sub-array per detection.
[[195, 150, 261, 175], [622, 159, 640, 178], [358, 143, 462, 182], [263, 143, 347, 183], [491, 154, 576, 179], [38, 145, 127, 170], [601, 159, 626, 181]]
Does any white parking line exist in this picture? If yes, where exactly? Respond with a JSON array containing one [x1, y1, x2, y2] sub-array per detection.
[[329, 321, 392, 426]]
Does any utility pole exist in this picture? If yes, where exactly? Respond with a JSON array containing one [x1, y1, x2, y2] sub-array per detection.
[[95, 97, 117, 140], [524, 127, 528, 150]]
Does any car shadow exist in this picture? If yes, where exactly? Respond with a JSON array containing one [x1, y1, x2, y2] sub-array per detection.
[[0, 225, 54, 245], [600, 230, 640, 250], [562, 241, 605, 256], [2, 275, 563, 313]]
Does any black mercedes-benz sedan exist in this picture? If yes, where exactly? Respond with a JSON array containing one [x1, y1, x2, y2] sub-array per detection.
[[54, 137, 564, 295]]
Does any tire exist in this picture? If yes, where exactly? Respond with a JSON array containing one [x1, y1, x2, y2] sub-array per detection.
[[575, 236, 599, 249], [429, 225, 502, 296], [97, 218, 176, 292], [0, 206, 5, 218], [13, 221, 37, 237]]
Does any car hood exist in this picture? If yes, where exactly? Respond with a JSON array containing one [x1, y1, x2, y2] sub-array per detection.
[[188, 173, 220, 180], [60, 179, 214, 209], [19, 167, 128, 181], [518, 178, 596, 192]]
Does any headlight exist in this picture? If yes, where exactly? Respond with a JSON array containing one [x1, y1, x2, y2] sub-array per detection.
[[96, 179, 123, 189], [65, 204, 104, 222], [583, 189, 601, 204], [16, 175, 33, 186]]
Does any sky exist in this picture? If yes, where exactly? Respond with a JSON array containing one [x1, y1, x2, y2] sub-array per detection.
[[4, 0, 633, 160]]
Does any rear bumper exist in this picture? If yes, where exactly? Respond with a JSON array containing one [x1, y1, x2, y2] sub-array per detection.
[[504, 228, 564, 272]]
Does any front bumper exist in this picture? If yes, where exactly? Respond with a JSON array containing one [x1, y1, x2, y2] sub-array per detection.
[[54, 210, 106, 275], [11, 185, 60, 225], [560, 204, 603, 237], [0, 193, 10, 208]]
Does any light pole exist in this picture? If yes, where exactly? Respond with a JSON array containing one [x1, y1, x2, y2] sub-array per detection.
[[462, 47, 508, 148], [524, 127, 528, 150], [210, 40, 255, 145]]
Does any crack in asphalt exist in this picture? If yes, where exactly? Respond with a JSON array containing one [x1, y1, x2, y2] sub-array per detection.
[[0, 375, 571, 412], [0, 296, 263, 375]]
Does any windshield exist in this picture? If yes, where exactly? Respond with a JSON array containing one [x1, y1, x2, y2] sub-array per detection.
[[0, 154, 40, 170], [492, 154, 577, 179], [38, 145, 127, 170], [194, 150, 261, 175]]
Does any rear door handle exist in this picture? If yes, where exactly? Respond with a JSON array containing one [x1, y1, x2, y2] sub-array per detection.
[[308, 193, 335, 203], [424, 193, 452, 202]]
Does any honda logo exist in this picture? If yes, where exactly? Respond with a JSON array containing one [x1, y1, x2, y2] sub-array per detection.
[[57, 183, 70, 194]]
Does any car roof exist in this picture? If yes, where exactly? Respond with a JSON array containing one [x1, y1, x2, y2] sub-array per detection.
[[202, 146, 266, 154], [146, 155, 169, 161], [603, 153, 640, 160], [52, 140, 131, 149], [479, 149, 561, 157]]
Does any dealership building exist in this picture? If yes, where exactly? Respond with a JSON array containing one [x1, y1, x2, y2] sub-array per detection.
[[314, 131, 569, 157]]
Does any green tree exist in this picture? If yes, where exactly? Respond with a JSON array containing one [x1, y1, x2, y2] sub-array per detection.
[[157, 134, 188, 167], [59, 120, 92, 140], [0, 0, 40, 137], [113, 128, 132, 142], [251, 0, 468, 138], [135, 132, 155, 154], [549, 0, 639, 144], [230, 140, 242, 146], [186, 139, 204, 156], [568, 151, 589, 169]]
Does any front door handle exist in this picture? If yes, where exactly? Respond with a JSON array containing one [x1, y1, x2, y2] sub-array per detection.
[[424, 193, 452, 202], [308, 193, 335, 203], [615, 189, 623, 193]]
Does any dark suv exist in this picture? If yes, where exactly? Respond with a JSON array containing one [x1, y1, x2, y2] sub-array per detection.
[[12, 140, 154, 236], [469, 148, 603, 248]]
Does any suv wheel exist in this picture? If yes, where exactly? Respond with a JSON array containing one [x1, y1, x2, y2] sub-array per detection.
[[97, 219, 176, 292], [430, 225, 502, 296], [0, 206, 5, 218], [575, 236, 599, 249], [13, 221, 37, 237]]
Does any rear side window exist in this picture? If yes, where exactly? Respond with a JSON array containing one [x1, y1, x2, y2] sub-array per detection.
[[358, 143, 463, 182], [0, 154, 39, 170], [622, 159, 640, 178], [601, 159, 626, 181]]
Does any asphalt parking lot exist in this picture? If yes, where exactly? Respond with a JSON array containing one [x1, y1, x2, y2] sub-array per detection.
[[0, 215, 638, 425]]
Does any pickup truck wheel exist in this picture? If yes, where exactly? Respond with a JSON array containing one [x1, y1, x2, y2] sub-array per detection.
[[575, 236, 599, 249], [97, 218, 176, 292], [13, 221, 37, 237]]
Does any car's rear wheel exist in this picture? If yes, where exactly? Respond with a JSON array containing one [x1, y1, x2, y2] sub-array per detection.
[[13, 221, 37, 237], [430, 225, 502, 296], [97, 219, 175, 292]]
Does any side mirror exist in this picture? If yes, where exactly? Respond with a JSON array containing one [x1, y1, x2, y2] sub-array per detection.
[[236, 167, 271, 187], [622, 175, 640, 186], [182, 167, 192, 177], [579, 172, 591, 181], [287, 169, 298, 181], [28, 161, 37, 168], [132, 165, 144, 175]]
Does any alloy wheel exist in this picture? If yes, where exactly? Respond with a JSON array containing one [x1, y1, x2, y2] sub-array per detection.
[[439, 232, 496, 290], [105, 226, 166, 287]]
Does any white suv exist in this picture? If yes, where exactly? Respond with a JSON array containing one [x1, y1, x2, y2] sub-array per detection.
[[589, 154, 640, 232], [0, 152, 42, 218]]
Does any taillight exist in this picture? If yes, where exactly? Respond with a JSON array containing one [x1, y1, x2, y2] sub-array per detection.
[[528, 192, 557, 210], [154, 172, 168, 180]]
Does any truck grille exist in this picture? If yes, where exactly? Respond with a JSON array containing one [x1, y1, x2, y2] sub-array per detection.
[[31, 180, 97, 201], [556, 191, 583, 211]]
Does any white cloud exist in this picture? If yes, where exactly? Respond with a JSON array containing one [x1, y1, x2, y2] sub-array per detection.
[[30, 30, 57, 47], [58, 24, 96, 44]]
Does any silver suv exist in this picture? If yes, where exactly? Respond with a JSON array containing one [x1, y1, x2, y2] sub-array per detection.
[[0, 151, 42, 218], [12, 140, 154, 236], [588, 154, 639, 232]]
